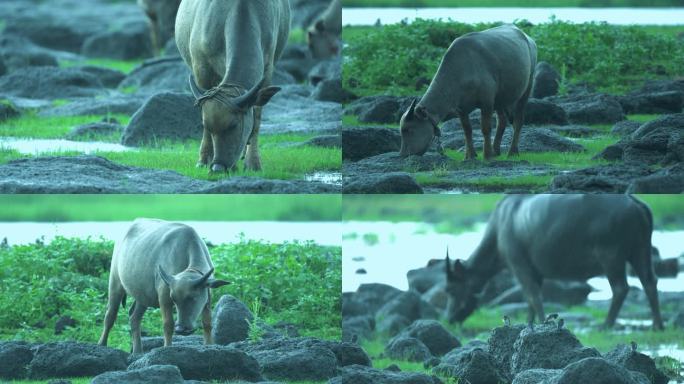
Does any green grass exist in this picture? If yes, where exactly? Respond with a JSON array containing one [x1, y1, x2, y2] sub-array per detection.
[[0, 112, 131, 139], [0, 109, 341, 181], [0, 237, 342, 351], [59, 58, 143, 74], [0, 195, 341, 222], [345, 0, 684, 6]]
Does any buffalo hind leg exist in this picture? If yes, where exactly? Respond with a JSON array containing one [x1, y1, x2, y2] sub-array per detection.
[[202, 291, 213, 344], [493, 110, 507, 156], [508, 249, 545, 323], [481, 108, 494, 160], [129, 301, 147, 354], [460, 115, 477, 161], [630, 255, 664, 330], [98, 276, 125, 347], [604, 269, 629, 329], [244, 107, 262, 171]]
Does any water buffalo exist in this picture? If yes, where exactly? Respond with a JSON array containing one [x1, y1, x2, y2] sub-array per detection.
[[400, 25, 537, 160], [307, 0, 342, 59], [98, 219, 230, 354], [138, 0, 182, 55], [176, 0, 290, 172], [445, 194, 664, 330]]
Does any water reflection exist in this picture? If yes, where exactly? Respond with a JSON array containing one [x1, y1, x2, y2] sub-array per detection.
[[1, 137, 132, 155]]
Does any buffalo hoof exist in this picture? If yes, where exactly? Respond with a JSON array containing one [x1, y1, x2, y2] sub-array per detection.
[[211, 163, 227, 173]]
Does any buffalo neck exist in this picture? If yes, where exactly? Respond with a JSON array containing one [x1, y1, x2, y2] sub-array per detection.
[[464, 225, 502, 293], [420, 68, 461, 123]]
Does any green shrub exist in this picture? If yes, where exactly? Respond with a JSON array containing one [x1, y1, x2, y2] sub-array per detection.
[[344, 19, 684, 95], [0, 236, 341, 348]]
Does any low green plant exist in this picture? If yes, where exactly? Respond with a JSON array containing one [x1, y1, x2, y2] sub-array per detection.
[[344, 19, 684, 95], [247, 297, 265, 342], [0, 236, 341, 350]]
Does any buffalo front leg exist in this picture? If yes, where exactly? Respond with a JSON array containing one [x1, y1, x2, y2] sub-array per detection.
[[202, 292, 213, 345], [493, 110, 507, 156], [197, 127, 214, 167], [481, 109, 494, 160], [244, 107, 262, 171], [160, 296, 175, 347], [460, 115, 477, 161], [129, 301, 147, 354]]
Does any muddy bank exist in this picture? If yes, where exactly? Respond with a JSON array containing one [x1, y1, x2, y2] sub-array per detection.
[[0, 156, 339, 194]]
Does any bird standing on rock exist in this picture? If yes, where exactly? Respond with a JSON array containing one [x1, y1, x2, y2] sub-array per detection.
[[503, 315, 511, 327], [545, 313, 559, 324], [557, 318, 565, 330], [630, 341, 638, 353]]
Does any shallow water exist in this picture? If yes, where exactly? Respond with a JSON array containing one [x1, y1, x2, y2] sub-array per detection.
[[305, 171, 343, 186], [342, 221, 684, 299], [0, 221, 342, 247], [344, 7, 684, 26], [0, 137, 132, 155]]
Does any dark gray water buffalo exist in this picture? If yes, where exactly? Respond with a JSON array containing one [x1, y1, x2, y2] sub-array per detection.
[[138, 0, 182, 55], [445, 194, 664, 330], [400, 25, 537, 160], [307, 0, 342, 59], [98, 219, 229, 354], [176, 0, 290, 172]]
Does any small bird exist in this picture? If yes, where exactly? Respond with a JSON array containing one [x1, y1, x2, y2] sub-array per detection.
[[557, 318, 565, 330], [351, 334, 358, 344], [545, 313, 559, 324], [630, 341, 637, 353], [503, 315, 511, 327]]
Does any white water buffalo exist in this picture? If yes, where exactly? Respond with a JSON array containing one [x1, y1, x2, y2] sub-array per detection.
[[400, 25, 537, 160], [444, 194, 664, 330], [307, 0, 342, 59], [98, 219, 230, 354], [138, 0, 181, 55], [176, 0, 290, 173]]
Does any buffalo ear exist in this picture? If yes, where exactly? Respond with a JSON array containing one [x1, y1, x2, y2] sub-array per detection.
[[158, 266, 175, 287], [255, 86, 281, 107], [453, 259, 467, 279], [415, 105, 428, 120], [207, 279, 231, 289], [315, 20, 325, 32]]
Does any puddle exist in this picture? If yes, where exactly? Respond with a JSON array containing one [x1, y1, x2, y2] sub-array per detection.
[[305, 171, 342, 186], [343, 7, 684, 26], [646, 344, 684, 362], [0, 221, 342, 247], [342, 221, 684, 296], [1, 137, 132, 155]]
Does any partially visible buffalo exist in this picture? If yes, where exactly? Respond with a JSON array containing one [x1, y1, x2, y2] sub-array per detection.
[[307, 0, 341, 59], [138, 0, 182, 55], [444, 194, 664, 330]]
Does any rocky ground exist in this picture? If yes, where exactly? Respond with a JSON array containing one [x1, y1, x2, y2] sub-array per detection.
[[342, 62, 684, 194], [0, 0, 342, 193], [342, 259, 684, 384], [0, 294, 370, 383]]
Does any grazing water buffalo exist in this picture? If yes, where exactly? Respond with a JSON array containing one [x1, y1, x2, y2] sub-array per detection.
[[176, 0, 290, 172], [98, 219, 230, 354], [307, 0, 342, 59], [400, 25, 537, 160], [445, 194, 664, 330], [138, 0, 182, 55]]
